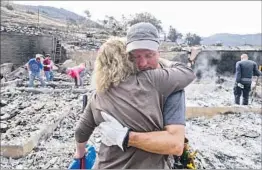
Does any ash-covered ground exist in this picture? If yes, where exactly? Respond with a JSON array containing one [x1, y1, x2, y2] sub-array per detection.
[[1, 72, 261, 169], [187, 112, 261, 169], [0, 110, 101, 169], [186, 76, 262, 107]]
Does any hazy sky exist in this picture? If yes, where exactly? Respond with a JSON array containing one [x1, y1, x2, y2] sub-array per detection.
[[14, 1, 261, 37]]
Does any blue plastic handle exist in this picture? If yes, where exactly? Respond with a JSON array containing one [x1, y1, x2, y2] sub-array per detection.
[[68, 144, 96, 169]]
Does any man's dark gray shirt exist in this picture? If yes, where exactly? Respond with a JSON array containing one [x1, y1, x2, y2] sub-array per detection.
[[163, 90, 185, 125], [159, 59, 186, 126], [235, 60, 261, 84]]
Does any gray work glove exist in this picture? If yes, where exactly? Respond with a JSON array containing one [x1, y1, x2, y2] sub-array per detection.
[[237, 83, 244, 89], [98, 111, 131, 151]]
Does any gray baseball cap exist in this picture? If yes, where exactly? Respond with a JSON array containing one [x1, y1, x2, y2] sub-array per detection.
[[126, 22, 160, 52]]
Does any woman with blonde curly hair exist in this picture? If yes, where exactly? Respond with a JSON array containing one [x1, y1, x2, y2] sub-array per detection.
[[74, 37, 195, 169], [94, 37, 137, 92]]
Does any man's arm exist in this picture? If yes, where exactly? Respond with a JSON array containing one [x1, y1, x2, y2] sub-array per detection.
[[26, 63, 30, 71], [43, 64, 51, 67], [139, 58, 188, 156], [99, 112, 185, 155], [128, 125, 185, 155], [236, 62, 241, 82], [146, 65, 195, 97], [253, 63, 262, 76], [99, 91, 186, 155], [26, 60, 32, 71], [128, 90, 185, 156], [157, 59, 186, 155]]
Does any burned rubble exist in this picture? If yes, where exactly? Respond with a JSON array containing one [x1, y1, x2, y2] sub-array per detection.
[[185, 76, 262, 107], [1, 23, 105, 52], [1, 2, 261, 169], [0, 64, 99, 169], [1, 61, 261, 169], [187, 112, 261, 169], [0, 68, 90, 141]]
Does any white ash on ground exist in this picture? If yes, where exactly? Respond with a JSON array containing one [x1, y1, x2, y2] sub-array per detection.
[[1, 111, 260, 169], [187, 112, 261, 169], [1, 72, 261, 169], [0, 69, 96, 169], [185, 76, 261, 107], [0, 69, 91, 144], [0, 88, 81, 145], [0, 106, 101, 169]]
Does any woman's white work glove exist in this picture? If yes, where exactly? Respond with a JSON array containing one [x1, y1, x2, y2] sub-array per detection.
[[98, 111, 131, 152]]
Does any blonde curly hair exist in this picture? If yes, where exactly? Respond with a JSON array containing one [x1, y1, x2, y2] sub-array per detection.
[[94, 37, 137, 93]]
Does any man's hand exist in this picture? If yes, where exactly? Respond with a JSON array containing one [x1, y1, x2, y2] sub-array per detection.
[[99, 111, 185, 155], [98, 111, 130, 151]]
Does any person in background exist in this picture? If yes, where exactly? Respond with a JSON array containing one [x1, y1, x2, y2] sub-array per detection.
[[66, 63, 86, 88], [234, 53, 261, 105], [43, 54, 54, 82], [27, 55, 45, 87]]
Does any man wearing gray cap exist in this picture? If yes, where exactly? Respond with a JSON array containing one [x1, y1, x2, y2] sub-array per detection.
[[99, 22, 194, 168]]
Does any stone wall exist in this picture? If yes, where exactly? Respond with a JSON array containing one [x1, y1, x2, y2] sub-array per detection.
[[1, 32, 54, 68]]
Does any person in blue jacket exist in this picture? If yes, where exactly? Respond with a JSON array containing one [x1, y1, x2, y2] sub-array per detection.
[[27, 55, 46, 87], [234, 53, 261, 105]]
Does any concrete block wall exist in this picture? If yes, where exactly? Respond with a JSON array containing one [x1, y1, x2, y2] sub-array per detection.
[[160, 51, 188, 64], [68, 50, 97, 70], [194, 51, 262, 76], [159, 50, 261, 77], [1, 32, 54, 68]]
